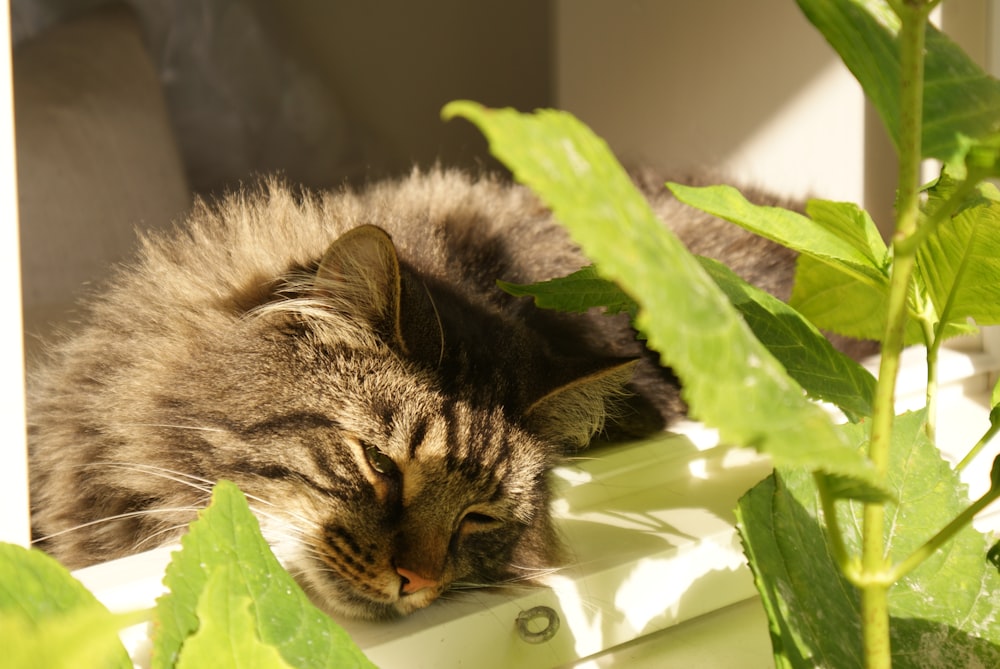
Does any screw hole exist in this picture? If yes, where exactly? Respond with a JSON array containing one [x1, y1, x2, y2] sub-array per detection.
[[516, 605, 560, 644]]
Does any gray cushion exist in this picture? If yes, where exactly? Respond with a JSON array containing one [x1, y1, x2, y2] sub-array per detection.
[[15, 4, 191, 339]]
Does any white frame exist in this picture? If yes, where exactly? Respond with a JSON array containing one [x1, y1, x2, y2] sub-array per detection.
[[0, 0, 28, 549]]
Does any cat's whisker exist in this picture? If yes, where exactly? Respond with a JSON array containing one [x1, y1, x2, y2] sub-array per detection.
[[418, 280, 445, 369], [257, 523, 315, 556], [450, 565, 563, 591], [32, 506, 203, 544], [449, 579, 538, 592], [72, 461, 324, 538], [292, 537, 353, 569], [509, 562, 567, 576], [560, 456, 600, 464], [132, 521, 197, 552], [76, 461, 217, 493], [446, 580, 476, 590], [111, 422, 228, 434], [257, 498, 330, 533], [250, 502, 324, 539], [436, 588, 538, 635]]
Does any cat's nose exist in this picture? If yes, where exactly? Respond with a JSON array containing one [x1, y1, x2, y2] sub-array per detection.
[[396, 566, 438, 595]]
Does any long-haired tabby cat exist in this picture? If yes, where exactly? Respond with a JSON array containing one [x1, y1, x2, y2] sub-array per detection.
[[28, 167, 804, 620]]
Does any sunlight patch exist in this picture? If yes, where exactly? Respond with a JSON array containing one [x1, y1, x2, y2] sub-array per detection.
[[614, 539, 746, 632]]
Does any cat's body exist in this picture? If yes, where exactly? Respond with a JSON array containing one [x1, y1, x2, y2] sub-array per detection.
[[28, 167, 798, 619]]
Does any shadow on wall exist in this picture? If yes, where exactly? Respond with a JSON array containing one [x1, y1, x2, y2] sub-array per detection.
[[10, 0, 552, 195], [250, 0, 553, 186]]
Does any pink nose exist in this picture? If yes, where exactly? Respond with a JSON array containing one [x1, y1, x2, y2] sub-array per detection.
[[396, 566, 438, 595]]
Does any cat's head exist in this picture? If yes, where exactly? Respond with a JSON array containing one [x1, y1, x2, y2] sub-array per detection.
[[149, 225, 634, 619]]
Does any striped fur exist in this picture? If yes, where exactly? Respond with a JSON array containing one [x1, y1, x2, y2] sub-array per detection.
[[27, 167, 798, 619]]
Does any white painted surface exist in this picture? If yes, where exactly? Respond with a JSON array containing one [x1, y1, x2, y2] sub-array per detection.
[[0, 0, 29, 548], [554, 0, 867, 205]]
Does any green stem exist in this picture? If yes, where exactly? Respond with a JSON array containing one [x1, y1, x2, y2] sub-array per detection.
[[956, 421, 1000, 473], [815, 472, 852, 574], [862, 254, 913, 669], [890, 485, 1000, 582], [861, 3, 931, 667], [861, 583, 892, 668], [118, 606, 157, 626], [923, 318, 939, 443]]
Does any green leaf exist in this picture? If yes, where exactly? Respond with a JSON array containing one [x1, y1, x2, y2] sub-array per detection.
[[842, 412, 1000, 614], [790, 254, 974, 345], [0, 543, 136, 669], [918, 174, 1000, 327], [498, 265, 637, 317], [0, 542, 120, 625], [805, 199, 888, 270], [698, 256, 876, 421], [443, 101, 888, 501], [666, 185, 902, 342], [988, 539, 1000, 573], [990, 377, 1000, 427], [796, 0, 1000, 171], [176, 566, 295, 669], [668, 183, 889, 288], [502, 256, 877, 420], [849, 411, 1000, 662], [671, 186, 979, 345], [1, 608, 148, 669], [964, 132, 1000, 178], [738, 411, 1000, 667], [737, 472, 863, 668], [790, 254, 925, 344], [153, 481, 374, 669]]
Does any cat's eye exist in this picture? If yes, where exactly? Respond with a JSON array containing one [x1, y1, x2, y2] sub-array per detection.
[[460, 510, 501, 532], [364, 443, 398, 476]]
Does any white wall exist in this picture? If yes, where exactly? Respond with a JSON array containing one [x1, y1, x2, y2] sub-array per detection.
[[554, 0, 870, 219], [555, 1, 996, 238], [0, 0, 29, 547]]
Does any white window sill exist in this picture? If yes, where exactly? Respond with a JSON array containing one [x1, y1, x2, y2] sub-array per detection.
[[73, 344, 1000, 668]]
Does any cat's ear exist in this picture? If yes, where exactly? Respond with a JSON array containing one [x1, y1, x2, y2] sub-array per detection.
[[315, 225, 408, 349], [315, 225, 442, 360], [524, 360, 638, 451]]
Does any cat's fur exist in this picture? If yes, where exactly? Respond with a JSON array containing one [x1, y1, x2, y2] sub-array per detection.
[[28, 167, 799, 619]]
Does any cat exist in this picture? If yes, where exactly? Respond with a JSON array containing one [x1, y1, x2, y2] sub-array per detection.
[[27, 167, 805, 620]]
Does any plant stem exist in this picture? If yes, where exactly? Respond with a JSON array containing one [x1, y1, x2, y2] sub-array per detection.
[[921, 316, 938, 443], [860, 581, 892, 668], [862, 255, 912, 669], [815, 472, 852, 573], [957, 421, 1000, 473], [861, 2, 931, 667], [890, 485, 1000, 582]]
